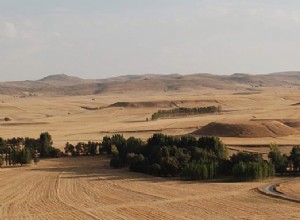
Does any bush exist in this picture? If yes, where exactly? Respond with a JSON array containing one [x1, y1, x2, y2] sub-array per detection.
[[129, 154, 148, 173], [160, 157, 179, 177], [110, 156, 122, 169], [149, 163, 161, 176], [49, 148, 62, 158]]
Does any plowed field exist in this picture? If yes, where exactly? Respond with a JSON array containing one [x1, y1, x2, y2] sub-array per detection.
[[0, 157, 299, 220]]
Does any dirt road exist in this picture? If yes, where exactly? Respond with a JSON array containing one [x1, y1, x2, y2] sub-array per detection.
[[0, 157, 299, 220]]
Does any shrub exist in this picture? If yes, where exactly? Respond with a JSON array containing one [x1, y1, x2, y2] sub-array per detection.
[[49, 148, 62, 158], [129, 154, 148, 173], [149, 163, 161, 176], [110, 156, 122, 169], [160, 157, 179, 177]]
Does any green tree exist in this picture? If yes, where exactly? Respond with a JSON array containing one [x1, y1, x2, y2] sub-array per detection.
[[160, 157, 179, 177], [129, 154, 148, 173], [231, 152, 263, 165], [198, 137, 228, 160], [24, 138, 40, 152], [289, 146, 300, 172], [232, 161, 274, 181], [126, 137, 143, 154], [39, 132, 53, 157], [64, 142, 75, 155], [102, 136, 112, 154], [110, 156, 122, 168], [268, 143, 288, 174], [19, 148, 32, 165], [49, 148, 62, 158]]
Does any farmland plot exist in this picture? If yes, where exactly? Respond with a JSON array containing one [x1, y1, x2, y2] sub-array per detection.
[[0, 156, 299, 220]]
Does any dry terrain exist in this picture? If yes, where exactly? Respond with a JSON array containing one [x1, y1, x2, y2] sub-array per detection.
[[278, 178, 300, 197], [1, 86, 300, 155], [0, 156, 299, 220], [1, 73, 300, 219]]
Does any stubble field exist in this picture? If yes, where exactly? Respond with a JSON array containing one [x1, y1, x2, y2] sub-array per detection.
[[0, 156, 300, 220], [1, 88, 300, 148], [1, 87, 300, 219]]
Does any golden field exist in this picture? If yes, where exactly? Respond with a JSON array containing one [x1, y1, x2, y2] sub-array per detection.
[[1, 87, 300, 152], [0, 156, 299, 220], [1, 74, 300, 219]]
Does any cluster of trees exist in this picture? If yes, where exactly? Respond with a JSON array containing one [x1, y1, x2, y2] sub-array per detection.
[[151, 106, 221, 120], [268, 143, 300, 174], [64, 141, 100, 156], [0, 137, 32, 166], [107, 133, 275, 181], [0, 132, 62, 167], [231, 152, 274, 181]]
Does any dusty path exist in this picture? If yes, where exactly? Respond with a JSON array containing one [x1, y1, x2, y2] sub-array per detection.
[[258, 177, 300, 203], [258, 182, 300, 203], [0, 156, 300, 220]]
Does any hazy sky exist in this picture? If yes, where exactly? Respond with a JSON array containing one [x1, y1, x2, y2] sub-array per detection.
[[1, 0, 300, 81]]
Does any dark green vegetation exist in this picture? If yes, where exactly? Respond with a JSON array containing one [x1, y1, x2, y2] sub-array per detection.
[[2, 130, 299, 183], [151, 106, 221, 120], [268, 144, 300, 174], [64, 141, 100, 156], [231, 152, 274, 181], [0, 132, 62, 167], [102, 133, 279, 181]]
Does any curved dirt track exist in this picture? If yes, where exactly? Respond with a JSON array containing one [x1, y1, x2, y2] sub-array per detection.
[[258, 183, 300, 203], [0, 157, 300, 220]]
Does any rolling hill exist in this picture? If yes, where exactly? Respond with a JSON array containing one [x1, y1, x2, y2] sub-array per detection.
[[0, 72, 299, 96]]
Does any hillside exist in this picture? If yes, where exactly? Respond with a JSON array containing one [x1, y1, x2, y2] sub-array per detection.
[[194, 121, 298, 138], [38, 74, 89, 86], [0, 72, 299, 96]]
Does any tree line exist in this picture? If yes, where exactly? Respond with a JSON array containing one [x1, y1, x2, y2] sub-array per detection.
[[67, 133, 299, 181], [64, 141, 100, 156], [104, 133, 278, 181], [268, 143, 300, 175], [0, 132, 62, 167], [3, 130, 299, 182], [151, 106, 221, 120]]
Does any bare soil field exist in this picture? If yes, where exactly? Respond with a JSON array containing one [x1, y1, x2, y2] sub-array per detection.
[[0, 156, 299, 220]]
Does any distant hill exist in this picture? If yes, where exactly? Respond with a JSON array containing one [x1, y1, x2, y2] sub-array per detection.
[[0, 72, 299, 96], [38, 74, 87, 86]]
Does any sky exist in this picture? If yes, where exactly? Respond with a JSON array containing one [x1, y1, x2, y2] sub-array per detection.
[[1, 0, 300, 81]]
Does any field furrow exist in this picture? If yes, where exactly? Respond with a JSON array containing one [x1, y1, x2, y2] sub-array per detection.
[[0, 156, 300, 219]]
